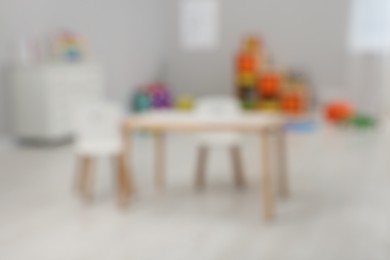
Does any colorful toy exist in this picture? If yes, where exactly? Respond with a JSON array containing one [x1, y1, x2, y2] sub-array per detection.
[[324, 101, 354, 123], [258, 72, 281, 98], [281, 93, 304, 115], [323, 101, 377, 129], [235, 35, 262, 109], [237, 87, 257, 110], [176, 96, 195, 111], [280, 72, 308, 115], [259, 100, 279, 111], [236, 53, 258, 72], [132, 91, 151, 112], [147, 83, 172, 109], [285, 118, 317, 132], [131, 82, 173, 112], [52, 30, 86, 62], [234, 35, 310, 116], [238, 72, 257, 86], [350, 114, 376, 128]]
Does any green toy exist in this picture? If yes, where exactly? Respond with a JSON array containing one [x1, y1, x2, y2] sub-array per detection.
[[133, 92, 151, 112], [350, 114, 376, 128]]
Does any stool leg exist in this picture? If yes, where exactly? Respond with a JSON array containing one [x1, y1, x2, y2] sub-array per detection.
[[195, 146, 208, 190], [231, 146, 246, 188], [78, 155, 94, 202], [116, 153, 133, 206]]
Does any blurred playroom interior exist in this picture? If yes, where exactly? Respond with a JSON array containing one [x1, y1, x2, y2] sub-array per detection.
[[1, 0, 390, 259]]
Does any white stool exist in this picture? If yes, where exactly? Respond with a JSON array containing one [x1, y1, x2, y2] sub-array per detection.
[[73, 101, 132, 204], [193, 96, 246, 189]]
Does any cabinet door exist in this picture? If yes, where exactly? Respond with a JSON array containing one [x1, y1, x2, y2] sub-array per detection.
[[10, 69, 48, 137], [45, 72, 73, 137], [67, 66, 105, 104]]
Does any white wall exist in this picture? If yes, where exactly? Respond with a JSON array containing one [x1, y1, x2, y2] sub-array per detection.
[[163, 0, 351, 97], [0, 0, 166, 134]]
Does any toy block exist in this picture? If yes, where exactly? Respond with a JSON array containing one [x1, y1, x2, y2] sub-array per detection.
[[238, 87, 258, 99], [258, 100, 280, 111], [237, 72, 257, 86], [281, 93, 304, 114], [258, 72, 281, 97], [242, 100, 257, 110], [237, 53, 258, 72]]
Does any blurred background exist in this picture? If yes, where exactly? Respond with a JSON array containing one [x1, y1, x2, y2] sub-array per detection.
[[1, 0, 390, 259]]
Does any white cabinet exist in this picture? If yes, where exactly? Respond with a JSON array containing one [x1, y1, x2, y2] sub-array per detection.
[[10, 63, 105, 142]]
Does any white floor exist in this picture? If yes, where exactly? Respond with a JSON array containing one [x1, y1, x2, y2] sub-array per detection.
[[1, 124, 390, 259]]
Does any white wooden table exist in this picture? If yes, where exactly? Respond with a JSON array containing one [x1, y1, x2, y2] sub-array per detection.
[[122, 111, 289, 221]]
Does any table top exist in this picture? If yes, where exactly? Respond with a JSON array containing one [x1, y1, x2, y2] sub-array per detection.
[[123, 110, 285, 132]]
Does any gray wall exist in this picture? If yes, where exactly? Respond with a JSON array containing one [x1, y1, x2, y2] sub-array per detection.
[[0, 0, 166, 135], [0, 0, 354, 134], [163, 0, 351, 97]]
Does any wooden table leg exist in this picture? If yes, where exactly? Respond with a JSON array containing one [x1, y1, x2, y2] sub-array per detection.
[[116, 153, 134, 205], [119, 126, 134, 206], [155, 131, 165, 190], [261, 129, 274, 221], [276, 127, 289, 199]]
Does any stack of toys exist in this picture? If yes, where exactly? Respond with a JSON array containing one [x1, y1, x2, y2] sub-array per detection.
[[132, 83, 173, 112], [52, 30, 86, 62], [258, 71, 281, 111], [281, 73, 309, 116], [234, 35, 310, 116], [235, 36, 261, 110]]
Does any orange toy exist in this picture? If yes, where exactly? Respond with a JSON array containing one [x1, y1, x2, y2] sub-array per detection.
[[259, 72, 281, 97], [325, 102, 354, 123], [236, 53, 258, 72], [282, 93, 304, 114]]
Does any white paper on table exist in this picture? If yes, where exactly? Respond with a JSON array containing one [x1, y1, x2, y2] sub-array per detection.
[[179, 0, 219, 51]]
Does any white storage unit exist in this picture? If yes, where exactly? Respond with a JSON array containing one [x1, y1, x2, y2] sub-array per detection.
[[9, 63, 105, 142]]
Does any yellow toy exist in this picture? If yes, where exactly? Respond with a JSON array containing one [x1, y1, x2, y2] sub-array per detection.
[[175, 96, 195, 111]]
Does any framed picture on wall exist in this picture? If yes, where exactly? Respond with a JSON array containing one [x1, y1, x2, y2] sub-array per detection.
[[179, 0, 220, 51]]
